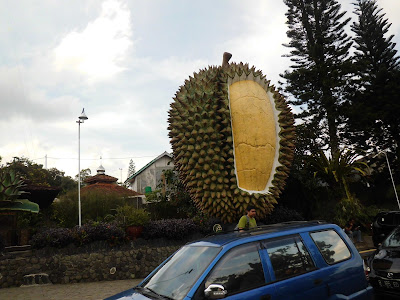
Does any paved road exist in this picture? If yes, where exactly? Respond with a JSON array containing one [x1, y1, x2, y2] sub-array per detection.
[[0, 278, 142, 300]]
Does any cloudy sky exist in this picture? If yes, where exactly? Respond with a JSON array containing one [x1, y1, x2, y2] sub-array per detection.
[[1, 0, 399, 182]]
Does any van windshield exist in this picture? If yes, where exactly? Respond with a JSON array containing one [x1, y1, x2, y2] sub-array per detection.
[[141, 245, 221, 300], [382, 227, 400, 247]]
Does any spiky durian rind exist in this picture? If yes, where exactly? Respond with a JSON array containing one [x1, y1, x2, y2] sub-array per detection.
[[168, 63, 295, 223]]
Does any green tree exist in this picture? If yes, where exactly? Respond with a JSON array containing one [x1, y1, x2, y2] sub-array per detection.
[[145, 169, 197, 219], [1, 157, 75, 194], [281, 0, 352, 156], [344, 0, 400, 155], [127, 159, 136, 179], [75, 168, 91, 186], [309, 150, 369, 201]]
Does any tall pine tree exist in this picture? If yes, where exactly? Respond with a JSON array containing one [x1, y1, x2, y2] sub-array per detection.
[[345, 0, 400, 154], [127, 159, 136, 179], [281, 0, 352, 156]]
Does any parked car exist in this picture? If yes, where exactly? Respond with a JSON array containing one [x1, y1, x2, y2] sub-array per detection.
[[106, 221, 373, 300], [367, 225, 400, 297], [372, 211, 400, 247]]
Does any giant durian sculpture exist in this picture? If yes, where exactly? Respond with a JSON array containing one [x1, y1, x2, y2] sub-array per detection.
[[168, 53, 295, 223]]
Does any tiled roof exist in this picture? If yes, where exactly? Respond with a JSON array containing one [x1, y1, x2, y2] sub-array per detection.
[[84, 174, 118, 184], [81, 183, 143, 196]]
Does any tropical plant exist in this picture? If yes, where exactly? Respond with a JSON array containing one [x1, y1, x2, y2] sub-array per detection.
[[0, 170, 39, 213], [309, 150, 369, 201], [116, 205, 150, 227]]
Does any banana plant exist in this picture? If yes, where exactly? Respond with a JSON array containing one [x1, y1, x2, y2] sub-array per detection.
[[0, 170, 39, 213]]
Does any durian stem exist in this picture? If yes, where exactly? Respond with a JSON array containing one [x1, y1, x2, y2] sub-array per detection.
[[222, 52, 232, 68]]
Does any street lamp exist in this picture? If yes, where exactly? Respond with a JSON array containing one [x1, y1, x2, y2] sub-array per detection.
[[374, 150, 400, 210], [77, 108, 88, 227]]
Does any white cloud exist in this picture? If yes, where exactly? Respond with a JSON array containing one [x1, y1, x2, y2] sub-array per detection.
[[218, 0, 290, 85], [53, 0, 133, 83], [1, 0, 400, 180]]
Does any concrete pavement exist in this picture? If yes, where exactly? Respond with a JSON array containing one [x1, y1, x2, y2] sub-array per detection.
[[0, 278, 142, 300]]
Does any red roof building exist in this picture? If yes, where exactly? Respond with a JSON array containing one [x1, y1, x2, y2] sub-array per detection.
[[82, 165, 143, 197]]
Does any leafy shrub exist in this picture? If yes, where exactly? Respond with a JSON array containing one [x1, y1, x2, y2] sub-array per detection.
[[31, 228, 74, 249], [143, 218, 198, 240], [146, 199, 189, 220], [334, 198, 380, 231], [192, 213, 218, 234], [116, 205, 150, 226], [52, 190, 133, 227], [72, 222, 126, 246], [30, 222, 126, 249], [263, 206, 304, 225]]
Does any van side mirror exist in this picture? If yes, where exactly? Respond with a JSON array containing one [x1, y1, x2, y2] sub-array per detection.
[[204, 284, 227, 299]]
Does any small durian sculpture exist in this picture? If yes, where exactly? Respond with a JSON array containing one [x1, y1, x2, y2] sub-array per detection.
[[168, 53, 295, 223]]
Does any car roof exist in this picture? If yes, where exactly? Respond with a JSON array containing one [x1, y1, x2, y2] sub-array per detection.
[[188, 220, 330, 247], [377, 211, 400, 214]]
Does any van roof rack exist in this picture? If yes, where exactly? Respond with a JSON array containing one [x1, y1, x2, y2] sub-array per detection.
[[208, 220, 328, 237]]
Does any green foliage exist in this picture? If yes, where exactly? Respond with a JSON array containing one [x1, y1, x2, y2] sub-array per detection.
[[75, 168, 91, 185], [30, 222, 125, 249], [143, 219, 198, 240], [281, 0, 352, 155], [333, 197, 380, 231], [52, 190, 131, 227], [344, 0, 400, 155], [127, 159, 136, 179], [262, 206, 304, 225], [116, 205, 150, 227], [146, 199, 184, 220], [309, 150, 369, 201], [0, 170, 27, 201], [1, 157, 76, 194], [17, 210, 44, 229], [31, 228, 74, 248], [51, 193, 78, 228], [145, 169, 197, 220], [0, 170, 39, 213]]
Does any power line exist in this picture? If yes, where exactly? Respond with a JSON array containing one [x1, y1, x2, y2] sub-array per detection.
[[32, 155, 159, 161]]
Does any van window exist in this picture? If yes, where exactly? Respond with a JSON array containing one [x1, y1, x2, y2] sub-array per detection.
[[378, 213, 400, 225], [310, 230, 351, 264], [264, 236, 315, 281], [205, 243, 265, 296]]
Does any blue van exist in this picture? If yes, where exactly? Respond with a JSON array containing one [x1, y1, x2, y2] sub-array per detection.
[[106, 221, 373, 300]]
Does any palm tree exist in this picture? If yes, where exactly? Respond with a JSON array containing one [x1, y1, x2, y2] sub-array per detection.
[[309, 150, 369, 201]]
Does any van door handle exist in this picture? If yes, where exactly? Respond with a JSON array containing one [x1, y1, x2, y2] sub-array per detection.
[[314, 278, 323, 285], [260, 295, 271, 300]]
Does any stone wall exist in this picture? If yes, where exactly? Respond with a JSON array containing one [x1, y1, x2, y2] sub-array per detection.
[[0, 242, 181, 288]]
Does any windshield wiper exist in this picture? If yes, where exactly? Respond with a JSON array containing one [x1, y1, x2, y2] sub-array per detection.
[[135, 286, 174, 300]]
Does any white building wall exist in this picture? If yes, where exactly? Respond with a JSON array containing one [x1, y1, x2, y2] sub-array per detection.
[[131, 155, 174, 194]]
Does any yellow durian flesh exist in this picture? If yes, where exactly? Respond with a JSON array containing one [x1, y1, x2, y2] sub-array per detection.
[[229, 80, 277, 193]]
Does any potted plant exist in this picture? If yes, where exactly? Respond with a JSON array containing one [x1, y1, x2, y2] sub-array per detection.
[[116, 205, 150, 239]]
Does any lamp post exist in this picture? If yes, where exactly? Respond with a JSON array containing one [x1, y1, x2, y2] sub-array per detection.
[[375, 150, 400, 210], [119, 168, 123, 185], [77, 108, 88, 227]]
